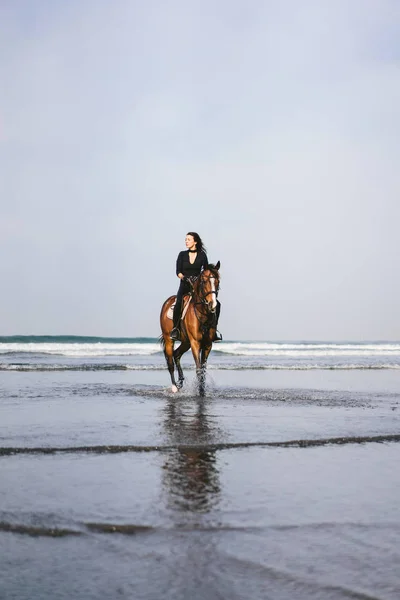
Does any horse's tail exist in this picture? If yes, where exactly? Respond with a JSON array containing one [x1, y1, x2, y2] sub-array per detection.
[[158, 334, 166, 352]]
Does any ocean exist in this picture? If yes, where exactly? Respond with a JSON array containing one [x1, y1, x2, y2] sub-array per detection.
[[1, 336, 400, 599], [2, 336, 400, 371]]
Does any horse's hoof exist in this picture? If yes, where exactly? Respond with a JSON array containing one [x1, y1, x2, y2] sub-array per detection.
[[171, 385, 178, 393]]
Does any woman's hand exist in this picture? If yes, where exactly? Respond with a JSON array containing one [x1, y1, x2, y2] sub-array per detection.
[[178, 273, 185, 279]]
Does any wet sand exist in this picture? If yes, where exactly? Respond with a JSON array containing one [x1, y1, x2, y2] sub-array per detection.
[[1, 369, 400, 599]]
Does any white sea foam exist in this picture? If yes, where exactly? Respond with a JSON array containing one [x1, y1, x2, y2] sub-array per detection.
[[1, 341, 399, 358], [212, 342, 400, 357], [0, 343, 161, 357]]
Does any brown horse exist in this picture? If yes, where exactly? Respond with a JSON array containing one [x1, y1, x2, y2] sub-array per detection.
[[160, 262, 221, 396]]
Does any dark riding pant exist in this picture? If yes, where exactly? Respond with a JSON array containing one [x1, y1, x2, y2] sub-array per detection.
[[173, 280, 191, 328]]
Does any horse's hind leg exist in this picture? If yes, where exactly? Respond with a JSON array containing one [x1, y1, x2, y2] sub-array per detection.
[[174, 341, 190, 388], [163, 337, 179, 393]]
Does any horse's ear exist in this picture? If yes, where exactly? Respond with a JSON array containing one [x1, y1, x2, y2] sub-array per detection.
[[215, 261, 220, 270]]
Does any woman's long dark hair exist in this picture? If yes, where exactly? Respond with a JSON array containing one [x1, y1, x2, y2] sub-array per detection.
[[187, 232, 207, 254]]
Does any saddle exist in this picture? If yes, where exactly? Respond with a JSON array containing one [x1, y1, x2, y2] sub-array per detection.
[[167, 295, 192, 320]]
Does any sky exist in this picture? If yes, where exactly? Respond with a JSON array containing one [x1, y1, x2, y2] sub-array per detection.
[[1, 0, 399, 340]]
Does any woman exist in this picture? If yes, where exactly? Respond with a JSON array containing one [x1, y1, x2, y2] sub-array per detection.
[[170, 232, 222, 341]]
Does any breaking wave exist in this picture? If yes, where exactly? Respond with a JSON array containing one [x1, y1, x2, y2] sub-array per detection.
[[1, 363, 400, 372], [1, 339, 400, 358]]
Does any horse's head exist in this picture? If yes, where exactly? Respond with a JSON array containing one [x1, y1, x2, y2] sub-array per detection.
[[197, 261, 221, 314]]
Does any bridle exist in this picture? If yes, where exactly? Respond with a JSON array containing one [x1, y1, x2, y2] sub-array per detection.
[[191, 271, 220, 314]]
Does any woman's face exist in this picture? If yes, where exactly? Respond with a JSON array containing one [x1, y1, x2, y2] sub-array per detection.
[[185, 235, 197, 250]]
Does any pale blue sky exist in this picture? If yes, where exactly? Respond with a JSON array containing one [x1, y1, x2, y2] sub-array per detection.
[[1, 0, 399, 339]]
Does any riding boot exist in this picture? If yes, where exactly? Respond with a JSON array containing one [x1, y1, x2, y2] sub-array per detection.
[[170, 326, 180, 341], [213, 301, 222, 342]]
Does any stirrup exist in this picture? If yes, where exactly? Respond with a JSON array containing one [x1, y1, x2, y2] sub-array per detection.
[[213, 330, 223, 342], [170, 327, 181, 341]]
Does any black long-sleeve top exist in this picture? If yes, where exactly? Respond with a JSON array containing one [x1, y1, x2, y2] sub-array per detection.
[[176, 250, 208, 278]]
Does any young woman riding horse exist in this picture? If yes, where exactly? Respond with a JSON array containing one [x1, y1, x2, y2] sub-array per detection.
[[159, 232, 221, 394], [171, 232, 222, 342]]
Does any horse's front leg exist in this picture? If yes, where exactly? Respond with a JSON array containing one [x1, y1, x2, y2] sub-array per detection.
[[191, 340, 206, 397], [199, 344, 212, 395], [174, 341, 190, 388]]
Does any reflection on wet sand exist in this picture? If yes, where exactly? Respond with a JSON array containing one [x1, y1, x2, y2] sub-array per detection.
[[162, 399, 221, 513]]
